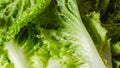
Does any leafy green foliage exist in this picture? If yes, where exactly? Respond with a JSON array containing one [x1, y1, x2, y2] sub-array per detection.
[[0, 0, 120, 68], [100, 0, 120, 68], [0, 0, 51, 45], [0, 0, 107, 68], [0, 49, 14, 68], [77, 0, 110, 16]]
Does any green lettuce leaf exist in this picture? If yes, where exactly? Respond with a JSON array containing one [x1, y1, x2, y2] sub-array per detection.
[[81, 12, 112, 68], [3, 0, 107, 68], [0, 0, 51, 45]]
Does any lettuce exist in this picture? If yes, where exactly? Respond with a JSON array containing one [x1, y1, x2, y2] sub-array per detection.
[[0, 0, 120, 68], [101, 0, 120, 68], [0, 0, 51, 45], [1, 0, 106, 68]]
